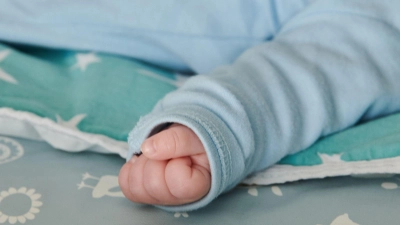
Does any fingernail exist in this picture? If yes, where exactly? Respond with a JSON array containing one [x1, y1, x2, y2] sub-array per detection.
[[128, 156, 138, 164], [142, 140, 156, 155]]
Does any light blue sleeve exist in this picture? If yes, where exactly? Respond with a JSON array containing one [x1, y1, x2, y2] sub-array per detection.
[[127, 0, 400, 211], [0, 0, 308, 73]]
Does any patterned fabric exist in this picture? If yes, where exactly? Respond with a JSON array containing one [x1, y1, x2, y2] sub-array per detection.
[[0, 43, 182, 156], [1, 43, 400, 188], [1, 135, 400, 224]]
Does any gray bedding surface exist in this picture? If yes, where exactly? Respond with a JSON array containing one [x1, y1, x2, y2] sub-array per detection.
[[1, 135, 399, 225]]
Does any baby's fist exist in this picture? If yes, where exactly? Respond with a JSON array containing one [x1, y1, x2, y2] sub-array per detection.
[[119, 124, 211, 205]]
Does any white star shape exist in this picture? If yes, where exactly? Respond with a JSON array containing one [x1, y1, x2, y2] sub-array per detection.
[[0, 50, 18, 84], [56, 114, 87, 130], [318, 153, 344, 164], [330, 213, 359, 225], [72, 52, 101, 71], [0, 50, 10, 61]]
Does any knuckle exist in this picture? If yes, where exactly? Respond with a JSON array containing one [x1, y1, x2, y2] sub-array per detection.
[[144, 175, 163, 198], [170, 127, 191, 153], [129, 188, 141, 200], [167, 172, 192, 199], [169, 180, 191, 199], [128, 174, 142, 200], [167, 129, 180, 155]]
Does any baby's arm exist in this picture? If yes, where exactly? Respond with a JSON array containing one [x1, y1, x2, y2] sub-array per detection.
[[119, 124, 210, 205], [121, 0, 400, 211]]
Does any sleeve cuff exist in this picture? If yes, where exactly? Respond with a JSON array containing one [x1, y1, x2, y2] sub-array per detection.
[[127, 105, 245, 211]]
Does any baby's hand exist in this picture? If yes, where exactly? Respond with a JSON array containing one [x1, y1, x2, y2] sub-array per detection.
[[119, 124, 211, 205]]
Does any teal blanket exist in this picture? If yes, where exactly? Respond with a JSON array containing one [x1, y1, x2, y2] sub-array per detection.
[[1, 43, 400, 184]]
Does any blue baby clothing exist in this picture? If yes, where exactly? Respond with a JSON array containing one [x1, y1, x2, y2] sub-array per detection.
[[128, 0, 400, 211], [1, 0, 400, 212], [0, 0, 307, 74]]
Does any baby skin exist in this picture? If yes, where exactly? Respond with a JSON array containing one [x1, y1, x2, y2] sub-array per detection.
[[119, 124, 211, 205]]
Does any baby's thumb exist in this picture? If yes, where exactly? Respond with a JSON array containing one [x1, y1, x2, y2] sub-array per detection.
[[141, 124, 205, 160]]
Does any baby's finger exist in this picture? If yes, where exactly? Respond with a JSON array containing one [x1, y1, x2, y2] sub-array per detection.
[[165, 157, 211, 201], [118, 157, 137, 201], [141, 124, 205, 160], [119, 156, 160, 205], [142, 159, 188, 205]]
